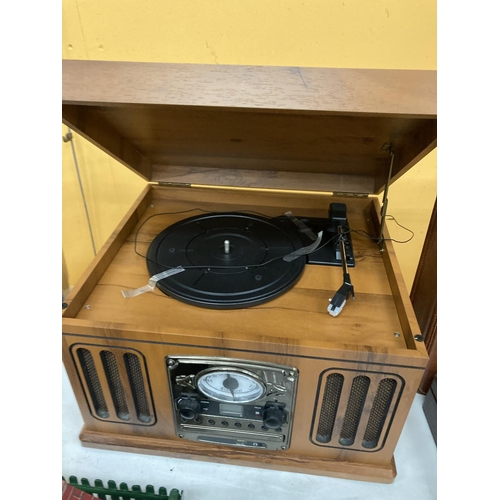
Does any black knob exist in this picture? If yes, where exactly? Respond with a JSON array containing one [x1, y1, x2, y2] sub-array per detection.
[[262, 406, 286, 430], [177, 397, 200, 420]]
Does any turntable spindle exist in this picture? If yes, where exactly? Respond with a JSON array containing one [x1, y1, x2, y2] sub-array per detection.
[[224, 240, 231, 254]]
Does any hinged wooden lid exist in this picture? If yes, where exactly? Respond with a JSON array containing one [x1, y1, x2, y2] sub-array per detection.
[[62, 60, 436, 195]]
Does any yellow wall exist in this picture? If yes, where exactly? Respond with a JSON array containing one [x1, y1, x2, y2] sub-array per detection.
[[62, 125, 147, 290], [62, 0, 436, 291], [62, 0, 436, 69]]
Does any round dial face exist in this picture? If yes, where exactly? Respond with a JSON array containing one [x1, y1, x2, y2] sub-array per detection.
[[195, 368, 266, 403]]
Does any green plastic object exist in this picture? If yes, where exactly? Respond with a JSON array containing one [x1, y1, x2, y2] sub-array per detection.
[[63, 476, 183, 500]]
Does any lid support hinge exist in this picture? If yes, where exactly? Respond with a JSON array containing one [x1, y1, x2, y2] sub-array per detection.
[[378, 143, 395, 249], [158, 181, 192, 188]]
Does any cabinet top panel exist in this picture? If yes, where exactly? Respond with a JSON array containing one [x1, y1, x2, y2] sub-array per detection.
[[62, 60, 437, 194]]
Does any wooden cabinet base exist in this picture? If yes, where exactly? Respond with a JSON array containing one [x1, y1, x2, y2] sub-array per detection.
[[62, 189, 427, 485], [80, 428, 397, 483]]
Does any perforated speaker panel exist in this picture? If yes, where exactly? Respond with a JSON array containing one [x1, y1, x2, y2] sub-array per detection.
[[71, 345, 156, 425], [316, 373, 344, 443], [311, 369, 404, 452]]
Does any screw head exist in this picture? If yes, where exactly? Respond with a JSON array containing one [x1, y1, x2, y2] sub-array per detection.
[[394, 332, 400, 337], [414, 334, 424, 342], [167, 359, 179, 369], [62, 302, 68, 309]]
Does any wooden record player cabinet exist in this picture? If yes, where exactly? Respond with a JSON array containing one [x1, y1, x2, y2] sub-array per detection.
[[62, 60, 436, 483]]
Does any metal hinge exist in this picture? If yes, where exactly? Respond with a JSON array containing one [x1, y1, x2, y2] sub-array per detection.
[[332, 192, 369, 198], [157, 181, 192, 188]]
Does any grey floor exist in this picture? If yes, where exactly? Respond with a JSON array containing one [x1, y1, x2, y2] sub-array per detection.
[[62, 366, 437, 500]]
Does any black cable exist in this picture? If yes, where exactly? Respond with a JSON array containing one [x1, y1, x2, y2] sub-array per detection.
[[348, 214, 414, 244], [133, 208, 278, 257], [136, 232, 340, 272], [133, 208, 341, 272], [384, 214, 415, 243], [132, 209, 413, 274]]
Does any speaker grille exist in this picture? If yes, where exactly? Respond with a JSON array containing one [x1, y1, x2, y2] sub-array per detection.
[[125, 352, 152, 423], [362, 378, 397, 449], [316, 373, 344, 443], [72, 345, 155, 425], [312, 369, 403, 451], [101, 350, 130, 421], [76, 348, 109, 418], [339, 375, 370, 446]]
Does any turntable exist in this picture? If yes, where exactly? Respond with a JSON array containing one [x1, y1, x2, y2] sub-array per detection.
[[141, 203, 354, 309], [62, 61, 436, 483]]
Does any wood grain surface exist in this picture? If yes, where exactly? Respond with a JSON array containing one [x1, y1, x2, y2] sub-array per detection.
[[63, 185, 427, 357], [79, 431, 398, 483], [411, 200, 437, 393], [62, 331, 423, 479], [62, 60, 436, 117], [62, 61, 437, 194]]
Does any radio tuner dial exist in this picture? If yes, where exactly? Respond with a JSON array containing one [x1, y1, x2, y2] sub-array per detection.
[[177, 396, 200, 420], [262, 405, 287, 430], [195, 367, 266, 403]]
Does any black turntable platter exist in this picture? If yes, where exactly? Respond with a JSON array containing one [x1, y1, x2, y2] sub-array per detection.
[[146, 213, 307, 309]]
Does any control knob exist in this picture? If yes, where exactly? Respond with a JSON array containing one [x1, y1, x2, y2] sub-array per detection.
[[262, 404, 287, 429], [177, 396, 200, 420]]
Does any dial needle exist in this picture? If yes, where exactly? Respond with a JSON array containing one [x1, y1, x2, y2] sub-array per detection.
[[223, 374, 239, 398]]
